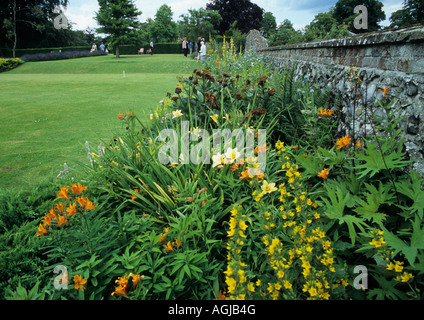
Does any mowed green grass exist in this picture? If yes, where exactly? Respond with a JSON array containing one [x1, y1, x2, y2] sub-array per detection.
[[0, 54, 197, 190]]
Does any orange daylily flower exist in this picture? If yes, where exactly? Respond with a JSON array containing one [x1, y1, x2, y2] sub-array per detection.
[[318, 168, 330, 179], [37, 223, 49, 237], [56, 186, 70, 200], [355, 140, 362, 149], [131, 189, 139, 200], [115, 274, 129, 287], [129, 273, 143, 288], [159, 233, 166, 243], [111, 284, 127, 296], [240, 170, 249, 180], [73, 275, 87, 291], [47, 207, 57, 218], [66, 203, 78, 217], [378, 86, 389, 97], [55, 202, 66, 213], [118, 112, 125, 120], [54, 215, 68, 227], [84, 198, 96, 211], [76, 196, 96, 211], [318, 108, 334, 116], [41, 215, 52, 227], [71, 183, 87, 196], [217, 290, 227, 300], [231, 164, 239, 172], [175, 238, 182, 249], [163, 241, 174, 251], [335, 135, 351, 149]]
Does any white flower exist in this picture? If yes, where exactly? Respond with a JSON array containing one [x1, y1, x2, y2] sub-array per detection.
[[172, 109, 183, 118], [212, 152, 225, 168], [150, 114, 154, 120], [224, 147, 241, 164]]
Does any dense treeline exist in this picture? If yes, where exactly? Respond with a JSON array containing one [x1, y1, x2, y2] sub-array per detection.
[[1, 0, 423, 54]]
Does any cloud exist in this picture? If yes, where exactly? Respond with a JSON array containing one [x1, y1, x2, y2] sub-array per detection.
[[67, 1, 99, 30]]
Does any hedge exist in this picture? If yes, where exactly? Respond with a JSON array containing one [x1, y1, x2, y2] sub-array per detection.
[[0, 43, 185, 58], [0, 58, 24, 73], [112, 43, 183, 55], [0, 46, 91, 58]]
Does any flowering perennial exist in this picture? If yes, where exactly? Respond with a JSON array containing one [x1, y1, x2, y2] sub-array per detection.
[[37, 183, 95, 237]]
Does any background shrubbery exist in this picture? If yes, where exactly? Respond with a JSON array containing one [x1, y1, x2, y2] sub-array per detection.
[[0, 58, 24, 72]]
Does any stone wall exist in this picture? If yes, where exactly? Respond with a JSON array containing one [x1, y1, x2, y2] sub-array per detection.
[[250, 25, 424, 175]]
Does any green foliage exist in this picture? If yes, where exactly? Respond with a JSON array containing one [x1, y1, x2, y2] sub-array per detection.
[[390, 0, 424, 28], [95, 0, 142, 57], [0, 58, 23, 72], [178, 8, 222, 41], [149, 5, 178, 43], [333, 0, 386, 33], [2, 47, 424, 301]]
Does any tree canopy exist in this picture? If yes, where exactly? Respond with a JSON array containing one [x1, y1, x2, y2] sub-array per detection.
[[178, 8, 222, 42], [149, 5, 178, 43], [205, 0, 263, 34], [390, 0, 424, 28], [95, 0, 142, 57], [333, 0, 385, 33]]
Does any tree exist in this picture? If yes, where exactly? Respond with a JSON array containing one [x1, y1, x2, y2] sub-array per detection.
[[269, 19, 303, 46], [261, 11, 277, 38], [205, 0, 263, 34], [95, 0, 142, 58], [333, 0, 385, 33], [149, 5, 178, 43], [303, 12, 351, 42], [178, 8, 222, 42], [390, 0, 424, 28], [1, 0, 68, 55]]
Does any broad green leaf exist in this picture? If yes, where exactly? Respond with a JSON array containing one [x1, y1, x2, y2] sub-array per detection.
[[355, 139, 409, 179], [382, 217, 424, 266], [397, 171, 424, 219]]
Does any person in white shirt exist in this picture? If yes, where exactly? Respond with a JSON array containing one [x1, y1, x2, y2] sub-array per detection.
[[199, 41, 206, 64], [182, 38, 188, 57]]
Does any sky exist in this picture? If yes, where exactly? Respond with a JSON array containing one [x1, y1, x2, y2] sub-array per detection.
[[65, 0, 404, 32]]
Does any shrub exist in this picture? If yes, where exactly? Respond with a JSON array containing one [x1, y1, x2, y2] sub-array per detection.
[[20, 50, 107, 62], [0, 58, 23, 73]]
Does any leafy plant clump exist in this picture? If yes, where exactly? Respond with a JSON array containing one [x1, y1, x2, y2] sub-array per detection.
[[3, 40, 423, 300]]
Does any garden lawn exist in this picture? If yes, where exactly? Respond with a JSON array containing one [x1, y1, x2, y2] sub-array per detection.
[[0, 54, 197, 190]]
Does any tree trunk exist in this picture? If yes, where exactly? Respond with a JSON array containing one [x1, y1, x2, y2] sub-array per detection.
[[12, 0, 17, 59], [116, 45, 120, 58]]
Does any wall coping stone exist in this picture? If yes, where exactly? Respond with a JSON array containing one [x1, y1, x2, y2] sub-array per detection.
[[258, 24, 424, 52]]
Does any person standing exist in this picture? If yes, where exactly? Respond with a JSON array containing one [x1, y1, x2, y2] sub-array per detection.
[[100, 42, 105, 52], [182, 38, 188, 57], [189, 41, 193, 55], [199, 40, 206, 64], [150, 41, 154, 55], [197, 37, 202, 62]]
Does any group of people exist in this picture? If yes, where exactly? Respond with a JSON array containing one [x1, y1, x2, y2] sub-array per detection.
[[90, 42, 109, 54], [90, 38, 207, 62], [181, 37, 207, 63]]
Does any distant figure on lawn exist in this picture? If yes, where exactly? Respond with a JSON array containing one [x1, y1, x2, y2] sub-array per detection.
[[150, 41, 154, 55], [197, 37, 202, 61], [90, 43, 97, 52], [199, 41, 206, 64], [100, 42, 105, 52], [189, 41, 193, 55], [182, 38, 188, 57]]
